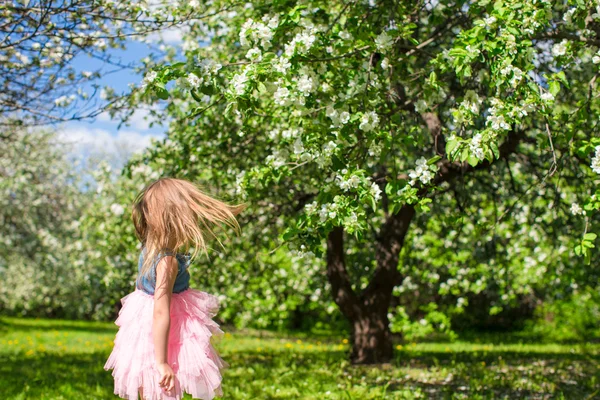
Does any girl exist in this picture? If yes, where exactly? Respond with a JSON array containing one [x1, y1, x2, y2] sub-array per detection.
[[104, 177, 244, 400]]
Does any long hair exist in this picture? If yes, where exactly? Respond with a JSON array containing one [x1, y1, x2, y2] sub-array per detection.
[[132, 177, 245, 278]]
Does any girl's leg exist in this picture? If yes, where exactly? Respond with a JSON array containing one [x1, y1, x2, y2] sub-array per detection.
[[139, 387, 144, 400]]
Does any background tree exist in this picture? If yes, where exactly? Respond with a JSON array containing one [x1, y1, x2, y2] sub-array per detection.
[[0, 0, 222, 126]]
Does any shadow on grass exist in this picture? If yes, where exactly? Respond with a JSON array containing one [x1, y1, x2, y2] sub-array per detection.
[[0, 317, 117, 335], [0, 351, 115, 399], [1, 344, 598, 399]]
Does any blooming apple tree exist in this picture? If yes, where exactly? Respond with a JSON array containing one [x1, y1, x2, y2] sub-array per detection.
[[131, 0, 600, 364]]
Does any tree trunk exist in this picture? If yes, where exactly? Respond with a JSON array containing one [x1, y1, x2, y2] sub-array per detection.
[[326, 205, 415, 365], [349, 307, 394, 364]]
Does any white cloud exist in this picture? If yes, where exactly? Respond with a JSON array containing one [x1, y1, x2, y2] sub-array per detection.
[[56, 124, 164, 170], [96, 107, 168, 131], [146, 26, 187, 44]]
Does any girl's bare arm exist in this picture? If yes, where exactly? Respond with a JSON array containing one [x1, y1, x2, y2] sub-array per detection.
[[153, 256, 178, 392]]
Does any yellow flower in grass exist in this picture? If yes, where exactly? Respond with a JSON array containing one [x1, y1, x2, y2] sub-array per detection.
[[285, 343, 293, 348], [396, 345, 403, 350], [25, 349, 35, 356], [296, 339, 302, 344], [342, 339, 348, 344]]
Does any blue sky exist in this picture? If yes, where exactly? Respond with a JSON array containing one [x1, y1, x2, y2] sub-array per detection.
[[58, 30, 184, 170]]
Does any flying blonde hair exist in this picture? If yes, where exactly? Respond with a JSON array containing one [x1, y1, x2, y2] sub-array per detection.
[[132, 177, 245, 278]]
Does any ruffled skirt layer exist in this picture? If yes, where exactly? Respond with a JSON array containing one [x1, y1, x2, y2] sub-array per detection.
[[104, 288, 229, 399]]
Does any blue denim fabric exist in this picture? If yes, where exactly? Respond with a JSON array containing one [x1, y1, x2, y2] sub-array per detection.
[[136, 247, 191, 295]]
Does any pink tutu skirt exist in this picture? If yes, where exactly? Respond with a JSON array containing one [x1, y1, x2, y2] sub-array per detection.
[[104, 288, 229, 400]]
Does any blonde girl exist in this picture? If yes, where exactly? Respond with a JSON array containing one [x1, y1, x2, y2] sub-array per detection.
[[104, 177, 243, 399]]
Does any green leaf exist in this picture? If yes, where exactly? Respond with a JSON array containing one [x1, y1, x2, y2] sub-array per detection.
[[445, 139, 459, 157], [549, 81, 560, 97], [490, 142, 500, 159], [467, 155, 479, 167], [427, 155, 442, 165], [190, 89, 203, 103], [584, 232, 597, 241], [332, 154, 346, 170], [155, 86, 169, 100]]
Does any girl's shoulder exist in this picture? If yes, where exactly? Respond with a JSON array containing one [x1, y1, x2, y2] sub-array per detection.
[[139, 246, 191, 269]]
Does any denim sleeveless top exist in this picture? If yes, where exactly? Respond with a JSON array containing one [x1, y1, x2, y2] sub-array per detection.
[[136, 247, 191, 295]]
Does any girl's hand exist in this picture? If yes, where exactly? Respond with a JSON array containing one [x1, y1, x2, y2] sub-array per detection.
[[157, 362, 175, 394]]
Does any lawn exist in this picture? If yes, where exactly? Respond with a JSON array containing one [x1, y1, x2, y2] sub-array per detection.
[[0, 317, 599, 399]]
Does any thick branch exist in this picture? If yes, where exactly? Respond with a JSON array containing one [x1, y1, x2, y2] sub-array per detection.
[[363, 205, 416, 303], [326, 227, 362, 319]]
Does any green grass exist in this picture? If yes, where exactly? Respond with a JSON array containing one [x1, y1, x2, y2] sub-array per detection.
[[1, 317, 599, 399]]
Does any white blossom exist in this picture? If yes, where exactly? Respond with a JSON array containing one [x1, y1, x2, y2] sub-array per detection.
[[540, 92, 554, 102], [110, 203, 125, 216], [359, 111, 380, 132], [246, 48, 262, 62], [186, 72, 202, 88], [552, 40, 568, 57], [570, 203, 583, 216], [374, 31, 394, 52], [591, 145, 600, 174]]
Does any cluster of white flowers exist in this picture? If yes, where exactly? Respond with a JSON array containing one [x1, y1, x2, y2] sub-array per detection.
[[318, 202, 340, 223], [184, 72, 202, 89], [563, 8, 576, 24], [265, 148, 289, 168], [368, 141, 383, 157], [245, 48, 262, 62], [325, 106, 351, 128], [198, 57, 222, 76], [359, 111, 380, 132], [141, 70, 157, 88], [374, 31, 394, 52], [110, 203, 125, 216], [339, 30, 353, 41], [486, 99, 510, 131], [593, 50, 600, 65], [297, 74, 315, 95], [54, 94, 75, 107], [590, 145, 600, 173], [414, 99, 428, 113], [540, 91, 555, 102], [461, 90, 483, 114], [570, 203, 584, 216], [239, 15, 278, 49], [315, 141, 337, 168], [499, 63, 523, 87], [408, 157, 436, 185], [469, 133, 485, 160], [274, 56, 292, 74], [483, 15, 497, 27], [369, 181, 382, 201], [229, 69, 250, 96], [552, 39, 568, 57], [284, 29, 317, 57], [336, 170, 361, 191], [274, 85, 291, 106]]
